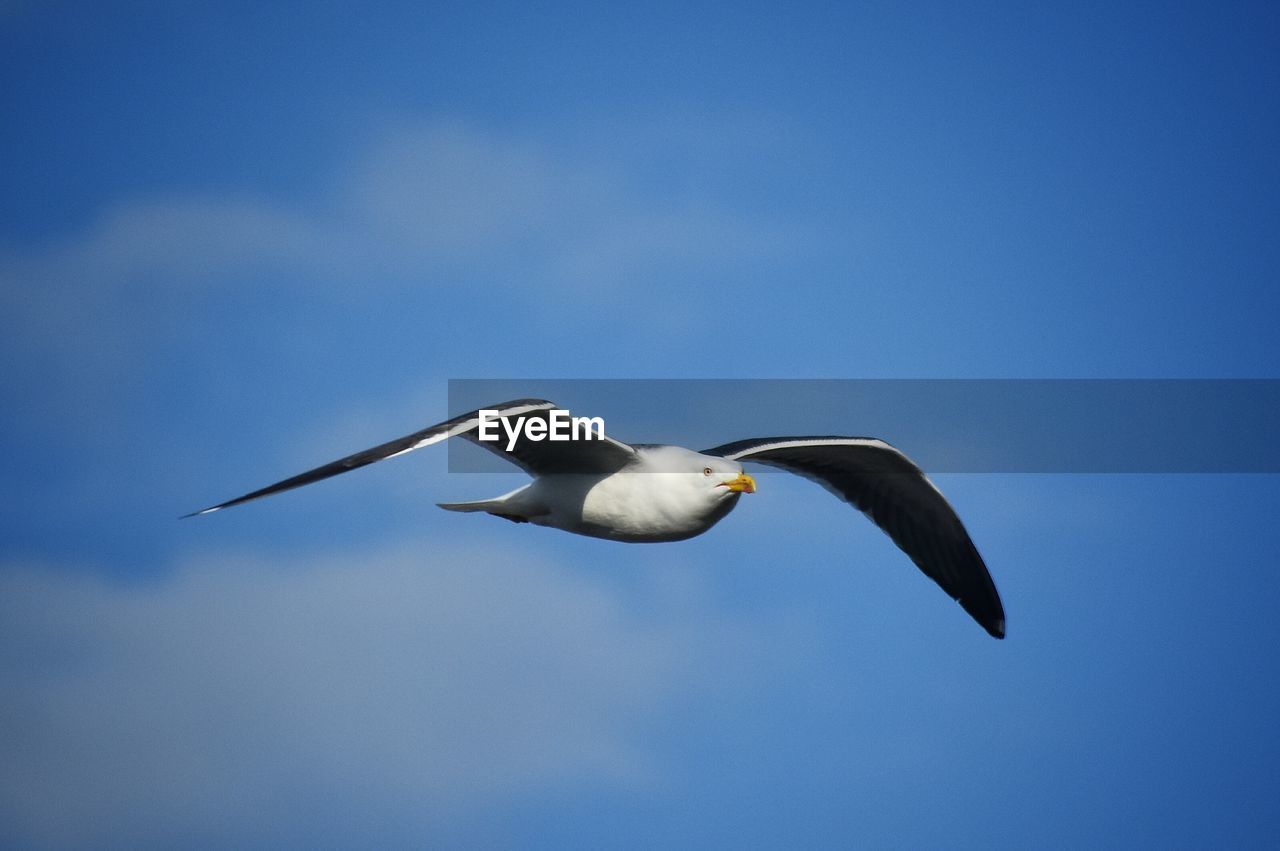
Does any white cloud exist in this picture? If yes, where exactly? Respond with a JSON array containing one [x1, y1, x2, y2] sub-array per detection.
[[0, 540, 793, 847], [0, 117, 812, 433], [345, 121, 569, 256], [1, 117, 805, 303]]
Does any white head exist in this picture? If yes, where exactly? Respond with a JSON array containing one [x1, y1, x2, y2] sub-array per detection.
[[634, 445, 756, 500]]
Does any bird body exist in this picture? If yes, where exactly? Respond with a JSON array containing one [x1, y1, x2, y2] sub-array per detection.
[[188, 399, 1006, 638], [441, 447, 752, 542]]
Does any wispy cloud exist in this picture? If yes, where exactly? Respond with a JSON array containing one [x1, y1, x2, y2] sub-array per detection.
[[0, 540, 798, 847], [0, 118, 813, 436], [1, 117, 806, 302]]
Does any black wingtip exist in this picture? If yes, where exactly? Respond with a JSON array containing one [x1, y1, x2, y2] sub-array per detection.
[[988, 619, 1006, 640]]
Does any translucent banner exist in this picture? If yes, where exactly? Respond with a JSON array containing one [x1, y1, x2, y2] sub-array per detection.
[[445, 379, 1280, 473]]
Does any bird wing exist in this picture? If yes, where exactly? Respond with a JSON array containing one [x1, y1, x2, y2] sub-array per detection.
[[186, 398, 636, 516], [704, 436, 1006, 638]]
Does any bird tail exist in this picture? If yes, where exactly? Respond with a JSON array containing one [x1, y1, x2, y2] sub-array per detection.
[[436, 484, 538, 523], [436, 498, 504, 513], [437, 497, 535, 525]]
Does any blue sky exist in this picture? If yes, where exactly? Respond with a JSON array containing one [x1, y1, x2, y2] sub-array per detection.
[[3, 1, 1279, 848]]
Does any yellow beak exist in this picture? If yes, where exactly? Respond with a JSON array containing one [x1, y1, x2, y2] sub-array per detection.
[[719, 472, 757, 494]]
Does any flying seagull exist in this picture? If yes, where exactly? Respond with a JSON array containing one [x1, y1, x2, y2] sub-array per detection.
[[187, 399, 1005, 638]]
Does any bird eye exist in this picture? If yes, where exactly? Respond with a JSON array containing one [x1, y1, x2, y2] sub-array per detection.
[[703, 467, 713, 476]]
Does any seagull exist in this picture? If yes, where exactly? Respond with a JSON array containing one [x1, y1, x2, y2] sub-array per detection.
[[187, 399, 1005, 638]]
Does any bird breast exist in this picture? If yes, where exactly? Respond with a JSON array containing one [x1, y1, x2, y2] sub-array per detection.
[[540, 472, 739, 543]]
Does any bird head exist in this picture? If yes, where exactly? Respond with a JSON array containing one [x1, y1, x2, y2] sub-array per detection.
[[636, 446, 756, 507]]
